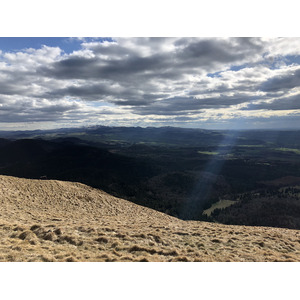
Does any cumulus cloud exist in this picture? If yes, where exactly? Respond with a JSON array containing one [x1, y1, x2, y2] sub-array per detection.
[[260, 68, 300, 92], [1, 37, 300, 129], [243, 94, 300, 111], [133, 94, 257, 116]]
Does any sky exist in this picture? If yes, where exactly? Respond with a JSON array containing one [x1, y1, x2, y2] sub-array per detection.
[[0, 0, 299, 294], [1, 37, 300, 130]]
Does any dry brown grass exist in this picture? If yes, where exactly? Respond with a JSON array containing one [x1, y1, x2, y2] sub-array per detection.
[[0, 175, 299, 262]]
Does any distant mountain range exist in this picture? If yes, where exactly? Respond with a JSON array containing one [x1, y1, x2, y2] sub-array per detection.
[[1, 125, 300, 148]]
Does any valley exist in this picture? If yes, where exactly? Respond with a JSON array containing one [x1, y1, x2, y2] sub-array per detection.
[[0, 126, 300, 230]]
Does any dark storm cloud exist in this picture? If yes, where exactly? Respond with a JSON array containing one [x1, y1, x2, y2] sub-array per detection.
[[42, 83, 164, 105], [0, 82, 25, 95], [135, 95, 252, 116], [113, 99, 155, 106], [38, 102, 80, 113], [187, 80, 259, 97], [39, 38, 263, 82], [174, 37, 263, 68], [38, 56, 99, 80], [243, 94, 300, 111], [42, 83, 115, 99], [0, 73, 39, 96], [260, 69, 300, 92], [0, 96, 82, 123], [42, 54, 187, 84]]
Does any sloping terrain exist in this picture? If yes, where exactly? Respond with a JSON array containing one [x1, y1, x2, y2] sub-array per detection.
[[2, 137, 300, 228], [0, 175, 299, 262]]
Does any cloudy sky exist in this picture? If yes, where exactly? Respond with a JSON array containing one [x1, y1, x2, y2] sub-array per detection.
[[1, 37, 300, 130]]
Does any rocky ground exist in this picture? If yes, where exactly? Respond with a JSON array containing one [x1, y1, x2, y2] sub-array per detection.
[[0, 175, 299, 262]]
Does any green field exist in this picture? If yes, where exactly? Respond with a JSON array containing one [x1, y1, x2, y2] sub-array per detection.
[[203, 199, 236, 216], [197, 151, 218, 155], [237, 144, 265, 148], [275, 148, 300, 155]]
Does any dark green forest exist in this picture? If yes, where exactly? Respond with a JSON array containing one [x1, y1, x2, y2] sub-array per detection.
[[1, 126, 300, 229]]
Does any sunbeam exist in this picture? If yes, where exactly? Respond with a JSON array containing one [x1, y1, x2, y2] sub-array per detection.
[[179, 127, 241, 220]]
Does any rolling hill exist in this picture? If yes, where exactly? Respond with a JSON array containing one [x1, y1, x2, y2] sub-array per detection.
[[0, 175, 299, 262]]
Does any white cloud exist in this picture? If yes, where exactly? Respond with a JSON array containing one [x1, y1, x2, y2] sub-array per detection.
[[0, 37, 300, 129], [262, 37, 300, 58]]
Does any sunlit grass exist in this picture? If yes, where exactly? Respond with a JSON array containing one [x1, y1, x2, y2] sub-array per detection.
[[203, 199, 236, 216], [237, 145, 264, 148], [274, 148, 300, 155], [197, 151, 218, 155]]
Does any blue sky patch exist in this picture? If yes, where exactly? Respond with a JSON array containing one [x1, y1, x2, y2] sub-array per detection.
[[0, 37, 113, 54]]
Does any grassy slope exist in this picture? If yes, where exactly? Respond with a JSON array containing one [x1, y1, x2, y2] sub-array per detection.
[[0, 175, 299, 262]]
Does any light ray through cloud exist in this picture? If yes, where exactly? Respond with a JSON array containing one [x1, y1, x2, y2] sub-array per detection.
[[179, 122, 243, 219]]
